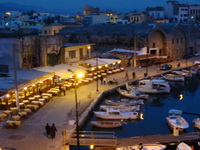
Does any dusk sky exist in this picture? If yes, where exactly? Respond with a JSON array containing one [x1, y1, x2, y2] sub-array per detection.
[[0, 0, 200, 13]]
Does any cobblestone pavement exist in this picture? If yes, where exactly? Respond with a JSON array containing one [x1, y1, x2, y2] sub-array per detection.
[[0, 57, 199, 150]]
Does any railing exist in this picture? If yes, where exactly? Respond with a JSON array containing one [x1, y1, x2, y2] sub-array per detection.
[[64, 130, 117, 146]]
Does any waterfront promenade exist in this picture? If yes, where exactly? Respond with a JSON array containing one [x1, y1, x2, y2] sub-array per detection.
[[0, 58, 199, 150]]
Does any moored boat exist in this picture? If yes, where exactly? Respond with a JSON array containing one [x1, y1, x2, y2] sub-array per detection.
[[193, 118, 200, 129], [162, 74, 185, 82], [105, 99, 144, 106], [166, 109, 189, 131], [137, 79, 170, 94], [94, 108, 139, 120], [90, 120, 123, 128], [117, 87, 148, 99], [117, 143, 166, 150], [100, 104, 140, 112], [177, 142, 192, 150]]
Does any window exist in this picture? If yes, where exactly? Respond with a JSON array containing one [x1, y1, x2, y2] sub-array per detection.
[[177, 38, 179, 44], [79, 48, 83, 59], [44, 30, 47, 34], [69, 50, 76, 58], [153, 42, 156, 48], [172, 39, 174, 44]]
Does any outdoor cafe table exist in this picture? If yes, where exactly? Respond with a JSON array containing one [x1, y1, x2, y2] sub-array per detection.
[[3, 110, 12, 115], [120, 68, 125, 71], [0, 113, 7, 121], [31, 101, 40, 105], [86, 78, 93, 81], [28, 97, 35, 101], [41, 96, 49, 102], [11, 115, 21, 121], [93, 76, 97, 79], [116, 69, 121, 72], [97, 75, 101, 78], [18, 111, 27, 117], [19, 103, 25, 108], [34, 95, 41, 99], [82, 80, 89, 84], [10, 107, 18, 114], [41, 93, 52, 98], [39, 98, 45, 103], [6, 120, 21, 128], [25, 104, 39, 111], [107, 71, 112, 74], [112, 70, 118, 73], [87, 73, 93, 77], [23, 100, 30, 104], [101, 73, 107, 76], [23, 108, 32, 113]]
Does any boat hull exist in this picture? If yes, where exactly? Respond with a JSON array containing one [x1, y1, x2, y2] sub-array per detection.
[[90, 121, 123, 128]]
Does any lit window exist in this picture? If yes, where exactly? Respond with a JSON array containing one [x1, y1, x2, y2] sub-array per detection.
[[69, 50, 76, 58]]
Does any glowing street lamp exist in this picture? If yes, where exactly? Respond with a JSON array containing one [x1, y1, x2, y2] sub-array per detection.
[[67, 69, 84, 150]]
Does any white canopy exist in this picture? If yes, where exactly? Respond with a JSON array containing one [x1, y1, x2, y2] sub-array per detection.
[[34, 64, 86, 79], [83, 58, 120, 67]]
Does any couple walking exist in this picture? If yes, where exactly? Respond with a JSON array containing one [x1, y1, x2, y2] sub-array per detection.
[[45, 123, 57, 139]]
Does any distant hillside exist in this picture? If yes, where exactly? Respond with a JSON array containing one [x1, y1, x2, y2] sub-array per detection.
[[0, 3, 76, 15]]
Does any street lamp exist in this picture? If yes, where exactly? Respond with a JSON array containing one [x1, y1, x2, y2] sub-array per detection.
[[67, 69, 84, 150]]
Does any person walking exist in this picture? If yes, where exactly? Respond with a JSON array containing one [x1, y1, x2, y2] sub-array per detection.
[[103, 77, 107, 84], [132, 71, 136, 79], [50, 124, 57, 139], [100, 76, 103, 84], [45, 123, 51, 138], [125, 71, 129, 80]]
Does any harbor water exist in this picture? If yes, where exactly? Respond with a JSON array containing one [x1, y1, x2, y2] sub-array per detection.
[[82, 76, 200, 137]]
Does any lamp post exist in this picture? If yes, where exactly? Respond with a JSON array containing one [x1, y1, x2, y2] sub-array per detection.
[[67, 69, 84, 150], [96, 54, 99, 92]]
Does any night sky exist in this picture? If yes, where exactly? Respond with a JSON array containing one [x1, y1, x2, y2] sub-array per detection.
[[0, 0, 200, 13]]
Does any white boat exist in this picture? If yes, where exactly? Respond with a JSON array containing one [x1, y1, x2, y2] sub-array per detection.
[[117, 87, 149, 99], [172, 71, 193, 78], [100, 104, 140, 112], [105, 99, 144, 106], [166, 109, 189, 131], [137, 79, 171, 94], [90, 120, 123, 128], [163, 74, 185, 82], [94, 108, 139, 120], [193, 118, 200, 129], [117, 143, 166, 150], [177, 142, 192, 150]]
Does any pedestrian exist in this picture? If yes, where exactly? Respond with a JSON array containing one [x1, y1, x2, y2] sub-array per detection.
[[177, 63, 180, 68], [63, 87, 66, 96], [132, 71, 136, 79], [144, 72, 148, 77], [103, 77, 107, 84], [39, 88, 42, 95], [59, 84, 62, 95], [50, 123, 57, 139], [100, 76, 103, 84], [125, 71, 129, 80], [45, 123, 51, 138]]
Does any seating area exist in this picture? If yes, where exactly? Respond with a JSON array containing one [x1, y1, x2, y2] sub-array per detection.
[[0, 93, 52, 128]]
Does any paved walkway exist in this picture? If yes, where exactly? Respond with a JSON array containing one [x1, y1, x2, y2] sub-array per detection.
[[0, 57, 198, 150]]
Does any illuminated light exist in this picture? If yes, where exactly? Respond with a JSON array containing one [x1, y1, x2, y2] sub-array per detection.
[[179, 94, 183, 100], [5, 12, 11, 15], [105, 64, 108, 67], [6, 94, 10, 98], [112, 63, 115, 65], [140, 113, 144, 120], [91, 68, 95, 71], [87, 46, 91, 49], [77, 72, 84, 78], [40, 81, 43, 83], [90, 145, 94, 149], [98, 66, 102, 69], [49, 77, 53, 80], [24, 87, 27, 90], [32, 84, 35, 87], [118, 61, 121, 64]]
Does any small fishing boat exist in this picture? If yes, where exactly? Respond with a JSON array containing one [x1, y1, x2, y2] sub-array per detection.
[[162, 74, 185, 82], [166, 109, 189, 131], [94, 108, 139, 120], [117, 86, 148, 99], [117, 143, 166, 150], [193, 118, 200, 129], [177, 142, 192, 150], [105, 99, 144, 106], [137, 79, 171, 94], [172, 71, 193, 78], [100, 104, 140, 112], [90, 120, 123, 128]]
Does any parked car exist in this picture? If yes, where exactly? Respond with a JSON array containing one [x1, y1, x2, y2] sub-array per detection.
[[160, 64, 172, 70], [193, 51, 200, 57], [194, 61, 200, 65]]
